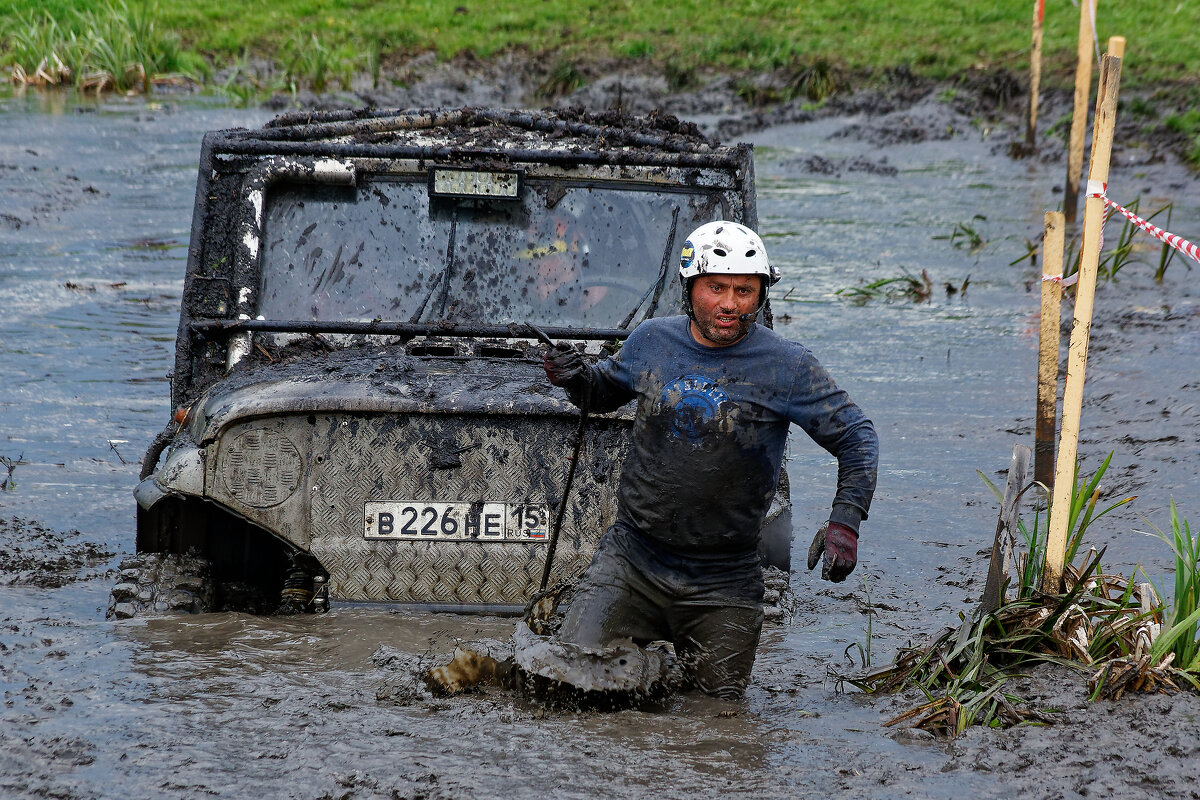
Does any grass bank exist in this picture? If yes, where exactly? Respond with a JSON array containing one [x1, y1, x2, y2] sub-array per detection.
[[4, 0, 1200, 94]]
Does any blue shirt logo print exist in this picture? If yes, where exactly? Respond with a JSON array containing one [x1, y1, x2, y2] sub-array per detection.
[[660, 375, 729, 443]]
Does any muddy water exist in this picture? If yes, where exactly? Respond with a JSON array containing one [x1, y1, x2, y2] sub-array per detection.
[[3, 91, 1200, 799]]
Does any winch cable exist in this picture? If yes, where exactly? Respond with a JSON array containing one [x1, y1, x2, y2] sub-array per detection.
[[523, 323, 590, 593]]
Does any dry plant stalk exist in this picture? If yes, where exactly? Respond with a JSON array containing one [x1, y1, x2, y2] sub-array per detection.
[[1089, 654, 1181, 700], [10, 55, 71, 87], [853, 547, 1191, 737]]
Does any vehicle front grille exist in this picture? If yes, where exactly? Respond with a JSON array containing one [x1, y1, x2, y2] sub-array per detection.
[[212, 412, 629, 606]]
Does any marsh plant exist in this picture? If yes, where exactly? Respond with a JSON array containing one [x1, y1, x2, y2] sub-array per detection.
[[1093, 198, 1184, 282], [786, 56, 842, 102], [845, 573, 875, 669], [997, 453, 1134, 598], [832, 270, 934, 304], [1141, 501, 1200, 673], [537, 59, 586, 100], [1052, 197, 1190, 285], [282, 33, 358, 95], [850, 455, 1200, 736], [0, 452, 22, 491], [1147, 202, 1185, 282], [2, 1, 200, 93], [933, 216, 988, 255]]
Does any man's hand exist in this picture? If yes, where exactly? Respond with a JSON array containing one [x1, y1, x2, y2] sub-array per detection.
[[543, 343, 587, 388], [807, 521, 858, 583]]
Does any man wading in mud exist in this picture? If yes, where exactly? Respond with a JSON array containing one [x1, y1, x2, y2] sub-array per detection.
[[543, 221, 879, 699]]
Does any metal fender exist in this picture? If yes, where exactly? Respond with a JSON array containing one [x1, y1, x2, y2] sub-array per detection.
[[135, 443, 206, 511]]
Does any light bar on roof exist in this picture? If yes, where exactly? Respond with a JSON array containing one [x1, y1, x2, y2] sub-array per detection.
[[429, 168, 521, 199]]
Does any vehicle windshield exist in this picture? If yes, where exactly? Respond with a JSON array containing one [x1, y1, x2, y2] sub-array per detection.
[[258, 178, 724, 329]]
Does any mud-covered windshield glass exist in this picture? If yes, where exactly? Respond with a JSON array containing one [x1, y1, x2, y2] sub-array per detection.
[[258, 179, 723, 328]]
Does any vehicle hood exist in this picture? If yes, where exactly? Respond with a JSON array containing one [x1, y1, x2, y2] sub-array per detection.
[[187, 347, 610, 445]]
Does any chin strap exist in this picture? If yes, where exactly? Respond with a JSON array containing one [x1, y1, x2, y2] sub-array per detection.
[[680, 276, 697, 322]]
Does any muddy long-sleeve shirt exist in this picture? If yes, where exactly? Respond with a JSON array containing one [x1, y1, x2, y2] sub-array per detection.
[[567, 315, 878, 556]]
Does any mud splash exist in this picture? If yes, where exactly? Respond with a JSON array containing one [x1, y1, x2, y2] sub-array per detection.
[[0, 516, 113, 588], [2, 82, 1200, 799], [420, 582, 684, 710]]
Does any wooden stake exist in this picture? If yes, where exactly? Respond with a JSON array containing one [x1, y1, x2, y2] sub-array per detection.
[[1026, 0, 1045, 148], [1043, 54, 1123, 595], [1064, 0, 1097, 225], [1099, 38, 1123, 110], [1035, 212, 1065, 490]]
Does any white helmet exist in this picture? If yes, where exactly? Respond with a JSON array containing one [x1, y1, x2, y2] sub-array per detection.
[[679, 221, 780, 319]]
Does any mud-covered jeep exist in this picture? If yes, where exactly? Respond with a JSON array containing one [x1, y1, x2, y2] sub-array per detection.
[[110, 107, 791, 618]]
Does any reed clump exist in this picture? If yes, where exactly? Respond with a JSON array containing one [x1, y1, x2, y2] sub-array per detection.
[[832, 270, 935, 304], [1139, 501, 1200, 674], [849, 455, 1200, 737], [280, 32, 360, 95], [1059, 197, 1188, 283], [3, 1, 199, 94]]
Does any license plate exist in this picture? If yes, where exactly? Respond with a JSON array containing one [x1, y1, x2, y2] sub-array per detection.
[[364, 501, 551, 541]]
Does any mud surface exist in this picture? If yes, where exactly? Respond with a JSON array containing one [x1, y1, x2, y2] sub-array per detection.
[[2, 74, 1200, 799], [0, 516, 113, 588]]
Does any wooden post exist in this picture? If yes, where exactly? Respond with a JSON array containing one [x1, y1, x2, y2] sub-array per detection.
[[1043, 53, 1122, 595], [1026, 0, 1045, 148], [1035, 212, 1065, 490], [1103, 36, 1126, 81], [1064, 0, 1097, 225]]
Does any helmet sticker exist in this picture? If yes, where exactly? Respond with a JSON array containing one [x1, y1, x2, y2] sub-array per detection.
[[680, 240, 694, 270]]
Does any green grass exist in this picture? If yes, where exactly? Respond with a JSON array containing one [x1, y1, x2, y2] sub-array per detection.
[[1165, 110, 1200, 168], [3, 1, 202, 91], [3, 0, 1200, 95]]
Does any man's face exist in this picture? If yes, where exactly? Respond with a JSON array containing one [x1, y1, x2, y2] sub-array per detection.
[[688, 273, 762, 347]]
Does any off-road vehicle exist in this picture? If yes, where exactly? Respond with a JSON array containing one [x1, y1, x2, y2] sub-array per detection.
[[110, 107, 792, 618]]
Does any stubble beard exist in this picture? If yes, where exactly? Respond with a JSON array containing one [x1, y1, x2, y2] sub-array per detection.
[[694, 312, 753, 346]]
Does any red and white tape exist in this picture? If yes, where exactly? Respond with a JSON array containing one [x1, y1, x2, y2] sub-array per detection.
[[1042, 272, 1079, 287], [1087, 180, 1200, 267], [1042, 181, 1199, 288]]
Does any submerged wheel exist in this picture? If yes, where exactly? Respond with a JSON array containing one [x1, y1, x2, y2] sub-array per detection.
[[106, 552, 215, 620], [762, 566, 796, 623]]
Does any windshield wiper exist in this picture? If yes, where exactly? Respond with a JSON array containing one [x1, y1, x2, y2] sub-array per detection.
[[618, 205, 679, 330], [409, 205, 459, 324]]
